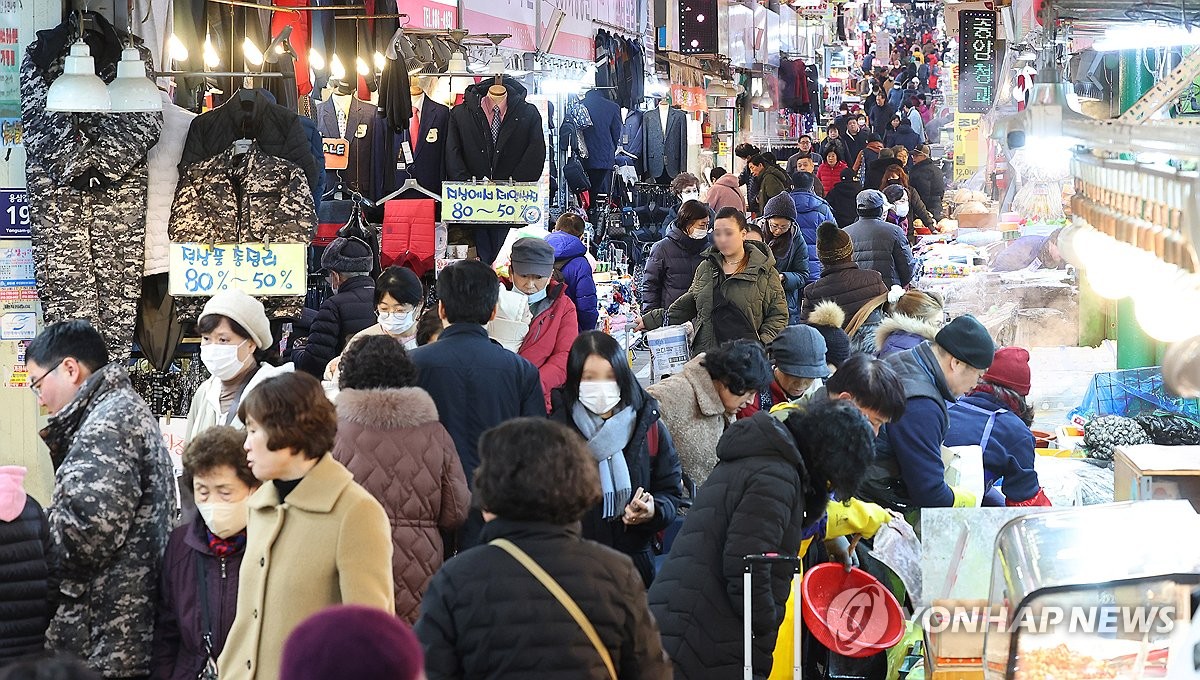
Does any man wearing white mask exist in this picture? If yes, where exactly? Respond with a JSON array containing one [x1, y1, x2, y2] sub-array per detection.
[[293, 237, 378, 377], [550, 330, 685, 586], [153, 426, 261, 679]]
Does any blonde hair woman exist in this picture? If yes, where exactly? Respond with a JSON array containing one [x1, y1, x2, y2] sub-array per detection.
[[875, 289, 945, 358]]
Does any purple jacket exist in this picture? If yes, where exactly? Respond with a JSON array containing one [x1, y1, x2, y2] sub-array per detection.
[[151, 520, 245, 680]]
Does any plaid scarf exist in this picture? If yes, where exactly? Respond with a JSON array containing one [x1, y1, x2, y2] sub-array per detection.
[[207, 530, 247, 558]]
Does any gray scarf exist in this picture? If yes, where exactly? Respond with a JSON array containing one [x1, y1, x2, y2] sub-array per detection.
[[572, 403, 636, 520]]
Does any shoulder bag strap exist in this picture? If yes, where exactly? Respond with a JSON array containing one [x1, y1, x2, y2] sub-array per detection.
[[490, 538, 618, 680], [845, 291, 890, 338]]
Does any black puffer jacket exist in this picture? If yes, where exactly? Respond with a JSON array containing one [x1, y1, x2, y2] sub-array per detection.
[[416, 519, 673, 679], [845, 216, 915, 288], [0, 496, 52, 664], [550, 388, 685, 587], [865, 156, 903, 192], [640, 225, 708, 313], [909, 158, 945, 221], [446, 77, 546, 182], [801, 261, 889, 322], [827, 179, 863, 227], [293, 275, 376, 377], [179, 89, 319, 201], [648, 412, 824, 679]]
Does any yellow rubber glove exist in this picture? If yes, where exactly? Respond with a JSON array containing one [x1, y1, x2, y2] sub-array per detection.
[[951, 486, 978, 508], [825, 498, 894, 540]]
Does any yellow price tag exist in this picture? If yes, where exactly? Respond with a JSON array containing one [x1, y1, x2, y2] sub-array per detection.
[[169, 243, 306, 297]]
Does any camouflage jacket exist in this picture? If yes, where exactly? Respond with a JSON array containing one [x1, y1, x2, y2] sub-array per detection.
[[21, 13, 163, 362], [170, 142, 315, 322], [40, 363, 175, 678]]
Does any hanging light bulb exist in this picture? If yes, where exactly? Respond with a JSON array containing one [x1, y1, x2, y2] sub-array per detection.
[[46, 42, 112, 113], [167, 34, 189, 63], [203, 37, 220, 68], [1134, 271, 1200, 342], [373, 51, 386, 72], [1085, 237, 1137, 300], [243, 37, 264, 67], [356, 56, 370, 76], [107, 47, 163, 112], [330, 54, 346, 81], [309, 48, 325, 71]]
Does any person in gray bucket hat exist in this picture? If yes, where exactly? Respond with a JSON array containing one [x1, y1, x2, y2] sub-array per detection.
[[738, 324, 830, 417]]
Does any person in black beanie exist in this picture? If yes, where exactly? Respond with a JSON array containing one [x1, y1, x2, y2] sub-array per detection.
[[861, 314, 995, 515], [293, 237, 379, 377]]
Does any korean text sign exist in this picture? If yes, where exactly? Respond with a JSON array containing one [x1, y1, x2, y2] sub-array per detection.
[[441, 182, 544, 225], [168, 243, 305, 297], [958, 10, 1002, 114]]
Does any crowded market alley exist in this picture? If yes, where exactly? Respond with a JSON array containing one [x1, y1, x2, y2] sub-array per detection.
[[5, 0, 1200, 677]]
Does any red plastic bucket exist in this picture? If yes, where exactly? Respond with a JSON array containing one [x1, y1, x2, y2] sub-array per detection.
[[801, 563, 906, 657]]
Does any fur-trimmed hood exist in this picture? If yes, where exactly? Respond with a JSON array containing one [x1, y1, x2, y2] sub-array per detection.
[[336, 386, 440, 430], [875, 314, 939, 351]]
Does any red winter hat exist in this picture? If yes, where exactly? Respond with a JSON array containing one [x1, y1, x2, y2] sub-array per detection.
[[982, 346, 1032, 396]]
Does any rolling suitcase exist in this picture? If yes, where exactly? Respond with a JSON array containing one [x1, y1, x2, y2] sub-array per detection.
[[744, 553, 803, 680]]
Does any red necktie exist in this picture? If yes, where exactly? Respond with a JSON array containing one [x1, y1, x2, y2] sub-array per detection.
[[409, 106, 420, 152]]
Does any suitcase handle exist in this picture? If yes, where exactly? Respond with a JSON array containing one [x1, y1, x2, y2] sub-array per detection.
[[743, 553, 802, 570], [743, 554, 802, 680]]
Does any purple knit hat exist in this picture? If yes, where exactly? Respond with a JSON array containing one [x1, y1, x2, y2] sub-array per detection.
[[280, 606, 424, 680]]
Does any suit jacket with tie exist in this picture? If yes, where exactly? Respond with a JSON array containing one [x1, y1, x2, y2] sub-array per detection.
[[373, 95, 449, 201], [643, 106, 687, 180], [316, 96, 378, 196]]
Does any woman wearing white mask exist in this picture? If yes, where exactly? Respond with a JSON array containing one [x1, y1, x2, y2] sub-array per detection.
[[323, 266, 425, 385], [153, 426, 260, 680], [549, 331, 685, 587], [186, 289, 293, 442], [510, 237, 580, 412]]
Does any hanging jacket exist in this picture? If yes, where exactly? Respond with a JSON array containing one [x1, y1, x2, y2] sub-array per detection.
[[707, 173, 745, 213], [875, 314, 940, 359], [22, 12, 163, 363], [643, 242, 789, 356], [845, 216, 915, 288], [145, 95, 196, 276], [315, 96, 378, 196], [39, 364, 174, 678], [446, 77, 546, 183], [549, 389, 685, 587], [518, 281, 581, 412], [374, 95, 450, 206], [648, 412, 822, 679], [909, 157, 946, 221], [415, 519, 672, 680], [179, 88, 320, 201], [0, 495, 51, 664], [801, 261, 888, 322], [754, 164, 792, 214], [546, 231, 599, 332], [150, 519, 246, 680], [826, 179, 863, 227], [789, 190, 835, 280], [169, 143, 317, 322], [946, 392, 1044, 504], [293, 275, 377, 378], [379, 198, 437, 276], [641, 225, 708, 313], [644, 106, 688, 180], [620, 109, 646, 177], [332, 387, 471, 623], [579, 89, 623, 172]]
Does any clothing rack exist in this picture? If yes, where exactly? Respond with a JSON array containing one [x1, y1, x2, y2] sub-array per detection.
[[592, 20, 641, 39], [205, 0, 299, 12], [155, 71, 288, 77]]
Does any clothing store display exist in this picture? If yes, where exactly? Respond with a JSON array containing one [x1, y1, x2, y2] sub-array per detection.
[[179, 88, 322, 205], [446, 76, 546, 264], [594, 30, 645, 109], [145, 94, 197, 277], [620, 109, 645, 177], [317, 95, 378, 195], [170, 143, 316, 322], [23, 12, 163, 362], [375, 49, 413, 138], [643, 105, 687, 181], [779, 57, 812, 112], [579, 90, 622, 172]]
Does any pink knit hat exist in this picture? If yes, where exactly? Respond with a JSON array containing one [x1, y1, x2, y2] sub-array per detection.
[[0, 466, 28, 522]]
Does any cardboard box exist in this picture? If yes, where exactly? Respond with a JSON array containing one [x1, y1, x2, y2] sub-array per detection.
[[1113, 445, 1200, 512], [955, 211, 999, 229]]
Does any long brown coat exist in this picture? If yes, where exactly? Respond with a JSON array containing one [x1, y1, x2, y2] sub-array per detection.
[[332, 387, 470, 622]]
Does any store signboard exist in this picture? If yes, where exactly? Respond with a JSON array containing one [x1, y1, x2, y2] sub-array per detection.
[[669, 84, 707, 112], [399, 0, 457, 30], [954, 113, 984, 181], [958, 9, 1001, 114], [441, 183, 543, 225], [458, 0, 596, 60], [168, 243, 306, 297], [0, 4, 18, 147], [0, 189, 29, 238]]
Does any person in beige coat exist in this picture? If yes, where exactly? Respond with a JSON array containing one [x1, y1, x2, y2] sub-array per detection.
[[218, 372, 394, 680], [646, 340, 773, 487]]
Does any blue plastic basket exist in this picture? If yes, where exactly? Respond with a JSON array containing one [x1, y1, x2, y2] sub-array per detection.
[[1073, 367, 1200, 420]]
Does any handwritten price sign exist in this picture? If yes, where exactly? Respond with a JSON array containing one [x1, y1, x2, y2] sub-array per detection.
[[442, 183, 543, 225], [168, 242, 306, 297]]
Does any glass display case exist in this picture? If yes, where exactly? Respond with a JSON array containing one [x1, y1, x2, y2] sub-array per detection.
[[984, 500, 1200, 679]]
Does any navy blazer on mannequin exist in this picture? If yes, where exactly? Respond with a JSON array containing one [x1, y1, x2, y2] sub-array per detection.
[[643, 105, 687, 180], [373, 94, 449, 201], [316, 96, 378, 195], [579, 89, 622, 172]]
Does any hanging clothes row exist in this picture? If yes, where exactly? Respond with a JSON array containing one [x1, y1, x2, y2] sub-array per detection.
[[594, 30, 645, 110]]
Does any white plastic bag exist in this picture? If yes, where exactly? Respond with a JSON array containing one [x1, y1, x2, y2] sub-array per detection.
[[941, 444, 984, 506]]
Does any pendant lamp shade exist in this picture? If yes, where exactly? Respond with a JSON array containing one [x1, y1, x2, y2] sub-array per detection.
[[46, 42, 112, 113], [108, 48, 162, 112]]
